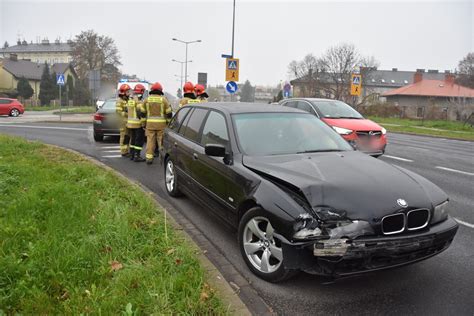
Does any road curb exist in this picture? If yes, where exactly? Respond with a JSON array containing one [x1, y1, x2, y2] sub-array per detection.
[[43, 143, 266, 315]]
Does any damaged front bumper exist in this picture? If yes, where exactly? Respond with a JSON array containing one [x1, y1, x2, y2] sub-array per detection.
[[282, 216, 458, 277]]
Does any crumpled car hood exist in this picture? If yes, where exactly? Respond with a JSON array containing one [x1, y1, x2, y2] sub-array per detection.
[[243, 151, 446, 221]]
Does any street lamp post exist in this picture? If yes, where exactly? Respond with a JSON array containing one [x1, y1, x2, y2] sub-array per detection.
[[172, 59, 192, 89], [172, 38, 201, 82]]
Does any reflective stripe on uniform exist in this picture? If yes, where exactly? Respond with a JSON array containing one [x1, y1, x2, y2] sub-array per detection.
[[188, 99, 200, 104], [146, 154, 154, 159]]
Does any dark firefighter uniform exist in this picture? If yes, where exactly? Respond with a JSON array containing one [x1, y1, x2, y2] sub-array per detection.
[[126, 95, 146, 162]]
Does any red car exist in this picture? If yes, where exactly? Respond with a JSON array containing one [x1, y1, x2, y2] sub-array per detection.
[[280, 98, 387, 156], [0, 98, 25, 117]]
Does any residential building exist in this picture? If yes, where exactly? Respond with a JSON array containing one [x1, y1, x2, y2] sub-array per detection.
[[383, 72, 474, 120], [1, 39, 73, 64], [290, 68, 448, 101], [0, 54, 77, 100]]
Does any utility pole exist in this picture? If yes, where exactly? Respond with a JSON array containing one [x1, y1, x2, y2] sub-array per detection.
[[172, 59, 192, 89], [232, 0, 236, 57]]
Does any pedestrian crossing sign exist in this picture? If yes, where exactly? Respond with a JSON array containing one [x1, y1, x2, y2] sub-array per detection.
[[56, 73, 65, 86], [350, 74, 362, 96], [226, 58, 239, 81]]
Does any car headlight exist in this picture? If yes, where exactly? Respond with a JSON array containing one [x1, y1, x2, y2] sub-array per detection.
[[332, 126, 353, 135], [431, 201, 449, 224], [293, 207, 352, 240], [381, 127, 387, 135]]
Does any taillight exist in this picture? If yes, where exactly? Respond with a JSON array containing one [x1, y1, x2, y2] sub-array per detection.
[[94, 113, 105, 121]]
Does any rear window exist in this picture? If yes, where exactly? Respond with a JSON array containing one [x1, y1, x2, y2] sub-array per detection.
[[102, 99, 116, 109]]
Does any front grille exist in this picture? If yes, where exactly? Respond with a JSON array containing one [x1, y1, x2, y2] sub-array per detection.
[[381, 213, 405, 235], [407, 208, 430, 230], [356, 131, 382, 139]]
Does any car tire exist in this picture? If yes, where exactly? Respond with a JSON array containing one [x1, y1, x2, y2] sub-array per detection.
[[238, 207, 298, 282], [9, 108, 20, 117], [164, 157, 182, 197], [93, 132, 104, 142]]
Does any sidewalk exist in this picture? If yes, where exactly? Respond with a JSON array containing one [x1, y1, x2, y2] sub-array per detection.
[[0, 111, 93, 124]]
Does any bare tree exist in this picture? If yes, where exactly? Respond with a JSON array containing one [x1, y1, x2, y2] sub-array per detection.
[[288, 54, 324, 97], [71, 30, 121, 82], [455, 52, 474, 88]]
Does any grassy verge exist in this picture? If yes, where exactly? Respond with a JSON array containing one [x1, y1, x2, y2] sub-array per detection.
[[0, 135, 225, 314], [52, 106, 96, 115], [24, 105, 59, 111], [368, 116, 474, 141]]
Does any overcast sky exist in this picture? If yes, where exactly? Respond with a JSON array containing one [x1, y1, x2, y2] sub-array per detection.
[[1, 0, 472, 94]]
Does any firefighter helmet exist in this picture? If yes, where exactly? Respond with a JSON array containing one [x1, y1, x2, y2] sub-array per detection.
[[183, 82, 195, 94], [134, 84, 146, 95], [194, 84, 206, 96], [118, 84, 131, 94], [151, 82, 163, 92]]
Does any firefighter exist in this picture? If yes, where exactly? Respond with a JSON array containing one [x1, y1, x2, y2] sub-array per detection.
[[116, 83, 131, 156], [195, 84, 209, 102], [179, 81, 200, 107], [143, 82, 172, 164], [127, 84, 146, 162]]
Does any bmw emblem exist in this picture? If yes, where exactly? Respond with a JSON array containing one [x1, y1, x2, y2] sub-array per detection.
[[397, 199, 408, 208]]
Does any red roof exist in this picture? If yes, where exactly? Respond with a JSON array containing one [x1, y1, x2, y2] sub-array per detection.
[[383, 80, 474, 98]]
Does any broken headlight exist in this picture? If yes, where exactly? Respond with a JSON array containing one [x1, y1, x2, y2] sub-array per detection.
[[431, 201, 449, 224], [292, 207, 352, 240]]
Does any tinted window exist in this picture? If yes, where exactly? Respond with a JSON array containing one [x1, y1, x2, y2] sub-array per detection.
[[200, 111, 229, 147], [169, 107, 191, 132], [183, 108, 208, 142], [233, 112, 352, 156], [0, 99, 12, 104], [297, 101, 315, 114], [312, 100, 363, 119]]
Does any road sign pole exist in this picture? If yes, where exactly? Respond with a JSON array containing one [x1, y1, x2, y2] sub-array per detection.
[[185, 43, 188, 82], [231, 0, 236, 57], [59, 84, 62, 121]]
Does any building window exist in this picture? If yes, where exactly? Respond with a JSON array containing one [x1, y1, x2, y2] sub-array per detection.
[[417, 107, 424, 118]]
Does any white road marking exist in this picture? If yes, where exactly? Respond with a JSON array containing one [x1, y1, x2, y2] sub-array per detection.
[[102, 150, 120, 153], [99, 146, 121, 149], [0, 124, 87, 131], [454, 218, 474, 229], [102, 155, 122, 158], [435, 166, 474, 176], [383, 155, 414, 162]]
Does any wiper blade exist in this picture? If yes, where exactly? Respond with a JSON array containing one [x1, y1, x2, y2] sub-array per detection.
[[297, 149, 344, 154], [335, 116, 362, 119]]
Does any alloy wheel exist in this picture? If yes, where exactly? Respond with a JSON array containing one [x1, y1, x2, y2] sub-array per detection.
[[10, 109, 20, 117], [242, 216, 283, 274]]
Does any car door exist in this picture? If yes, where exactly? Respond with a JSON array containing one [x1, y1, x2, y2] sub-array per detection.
[[175, 107, 209, 191], [190, 110, 237, 221], [165, 106, 191, 161], [0, 99, 11, 115]]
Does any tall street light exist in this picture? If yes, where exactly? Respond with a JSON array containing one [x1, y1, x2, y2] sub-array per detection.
[[172, 59, 192, 89], [172, 38, 201, 82]]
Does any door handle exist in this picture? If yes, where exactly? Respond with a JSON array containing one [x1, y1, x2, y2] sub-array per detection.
[[193, 153, 198, 160]]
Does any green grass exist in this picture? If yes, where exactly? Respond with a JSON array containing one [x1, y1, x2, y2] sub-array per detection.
[[0, 135, 225, 315], [24, 105, 59, 111], [368, 116, 474, 141], [52, 106, 96, 115]]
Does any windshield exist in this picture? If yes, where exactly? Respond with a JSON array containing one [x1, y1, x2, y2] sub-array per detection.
[[102, 99, 117, 109], [233, 112, 353, 156], [312, 100, 363, 119]]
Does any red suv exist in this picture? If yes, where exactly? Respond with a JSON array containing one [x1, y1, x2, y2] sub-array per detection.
[[0, 98, 25, 117], [281, 98, 387, 156]]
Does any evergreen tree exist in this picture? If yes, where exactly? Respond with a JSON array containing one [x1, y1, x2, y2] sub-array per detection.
[[3, 41, 9, 49], [66, 75, 75, 105], [39, 63, 56, 106], [17, 77, 34, 100], [73, 79, 91, 106], [240, 80, 255, 102]]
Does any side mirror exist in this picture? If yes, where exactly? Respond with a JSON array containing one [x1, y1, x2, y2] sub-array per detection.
[[205, 144, 226, 157]]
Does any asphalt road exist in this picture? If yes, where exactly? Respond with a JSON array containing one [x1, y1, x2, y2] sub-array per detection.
[[1, 122, 473, 315]]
